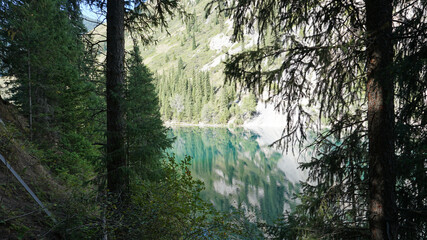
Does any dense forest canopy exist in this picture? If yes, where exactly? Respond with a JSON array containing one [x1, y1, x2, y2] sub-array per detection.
[[0, 0, 425, 239], [207, 0, 426, 238]]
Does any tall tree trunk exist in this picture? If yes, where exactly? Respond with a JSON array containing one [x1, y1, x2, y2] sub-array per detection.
[[27, 50, 33, 141], [106, 0, 127, 197], [366, 0, 397, 239]]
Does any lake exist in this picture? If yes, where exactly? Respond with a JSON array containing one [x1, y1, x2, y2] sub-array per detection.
[[169, 126, 305, 224]]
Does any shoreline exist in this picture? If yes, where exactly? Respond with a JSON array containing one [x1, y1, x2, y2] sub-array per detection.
[[164, 121, 235, 128], [164, 121, 287, 131]]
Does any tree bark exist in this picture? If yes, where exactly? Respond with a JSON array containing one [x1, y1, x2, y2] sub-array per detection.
[[106, 0, 128, 197], [365, 0, 397, 239], [28, 50, 32, 141]]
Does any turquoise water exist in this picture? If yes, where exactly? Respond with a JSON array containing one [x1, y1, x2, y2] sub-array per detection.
[[169, 127, 303, 224]]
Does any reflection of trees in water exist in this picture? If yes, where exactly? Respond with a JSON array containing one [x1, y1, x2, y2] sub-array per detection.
[[169, 127, 301, 224]]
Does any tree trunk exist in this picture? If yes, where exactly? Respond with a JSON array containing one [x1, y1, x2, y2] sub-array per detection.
[[365, 0, 397, 239], [106, 0, 128, 197], [28, 50, 33, 141]]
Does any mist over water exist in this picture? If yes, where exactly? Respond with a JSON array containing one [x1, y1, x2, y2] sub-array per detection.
[[169, 127, 306, 224]]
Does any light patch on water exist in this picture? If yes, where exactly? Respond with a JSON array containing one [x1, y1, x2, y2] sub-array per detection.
[[213, 178, 239, 196], [244, 111, 308, 184], [277, 154, 306, 183], [254, 159, 260, 169], [283, 202, 291, 212], [240, 151, 253, 162], [258, 187, 265, 198], [244, 103, 288, 131], [239, 203, 258, 222], [253, 152, 261, 168], [232, 178, 243, 186]]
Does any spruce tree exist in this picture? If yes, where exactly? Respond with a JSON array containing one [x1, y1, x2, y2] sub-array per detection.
[[125, 45, 172, 180], [192, 33, 197, 50], [0, 0, 102, 188], [105, 0, 127, 200], [85, 0, 179, 201], [1, 0, 87, 141]]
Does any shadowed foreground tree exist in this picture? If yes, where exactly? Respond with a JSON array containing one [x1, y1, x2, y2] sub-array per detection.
[[0, 0, 101, 188], [207, 0, 426, 239], [84, 0, 180, 238], [85, 0, 180, 198], [105, 0, 127, 201], [0, 0, 90, 143]]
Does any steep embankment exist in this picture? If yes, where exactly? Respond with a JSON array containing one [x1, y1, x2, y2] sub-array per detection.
[[0, 96, 65, 239]]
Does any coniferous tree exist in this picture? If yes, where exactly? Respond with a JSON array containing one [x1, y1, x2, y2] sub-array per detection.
[[192, 33, 197, 50], [82, 1, 179, 237], [125, 45, 172, 180], [85, 0, 179, 202], [1, 0, 86, 140], [0, 0, 100, 182], [208, 0, 427, 238], [105, 0, 127, 199]]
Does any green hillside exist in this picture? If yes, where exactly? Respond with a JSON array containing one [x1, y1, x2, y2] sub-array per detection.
[[92, 0, 257, 124], [139, 0, 258, 124], [138, 0, 239, 85]]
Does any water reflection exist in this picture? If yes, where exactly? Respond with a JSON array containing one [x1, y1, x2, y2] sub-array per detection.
[[169, 127, 303, 224]]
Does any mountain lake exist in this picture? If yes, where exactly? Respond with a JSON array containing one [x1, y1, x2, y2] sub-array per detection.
[[168, 126, 307, 224]]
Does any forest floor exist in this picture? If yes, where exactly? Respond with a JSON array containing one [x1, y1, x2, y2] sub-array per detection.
[[0, 98, 65, 239]]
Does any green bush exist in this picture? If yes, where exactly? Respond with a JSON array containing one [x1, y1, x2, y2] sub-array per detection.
[[102, 155, 258, 239]]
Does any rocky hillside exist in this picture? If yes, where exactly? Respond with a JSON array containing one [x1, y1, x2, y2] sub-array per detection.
[[89, 0, 266, 125], [136, 0, 256, 87], [89, 0, 255, 85]]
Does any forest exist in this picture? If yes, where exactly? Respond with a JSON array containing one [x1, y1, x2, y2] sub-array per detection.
[[0, 0, 425, 239]]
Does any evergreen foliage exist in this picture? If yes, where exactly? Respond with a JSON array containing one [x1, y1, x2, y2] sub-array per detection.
[[125, 45, 172, 180], [1, 0, 424, 238], [0, 0, 101, 186], [156, 67, 255, 125], [0, 0, 262, 238], [208, 0, 427, 238], [115, 155, 255, 239]]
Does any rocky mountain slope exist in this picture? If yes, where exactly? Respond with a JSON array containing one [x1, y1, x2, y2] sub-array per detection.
[[88, 0, 281, 126]]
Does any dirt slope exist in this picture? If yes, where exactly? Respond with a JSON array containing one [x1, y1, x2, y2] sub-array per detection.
[[0, 95, 64, 239]]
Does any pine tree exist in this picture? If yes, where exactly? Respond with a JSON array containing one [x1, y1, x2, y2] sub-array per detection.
[[192, 33, 197, 50], [85, 0, 179, 202], [125, 45, 172, 180], [1, 0, 86, 140], [0, 0, 102, 188]]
